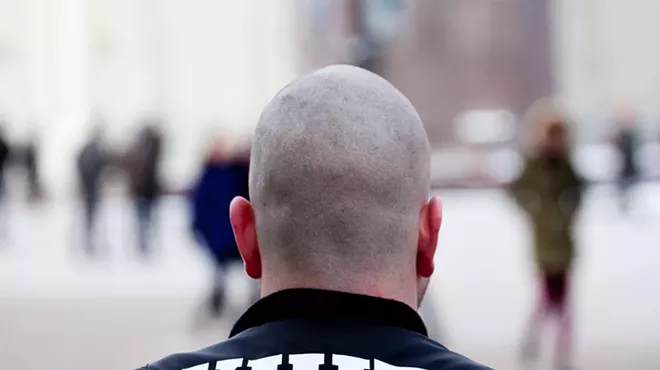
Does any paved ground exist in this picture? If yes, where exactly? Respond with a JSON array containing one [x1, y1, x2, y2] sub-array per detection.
[[1, 185, 659, 370]]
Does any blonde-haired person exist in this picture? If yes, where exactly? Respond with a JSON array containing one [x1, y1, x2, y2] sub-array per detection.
[[510, 99, 584, 370]]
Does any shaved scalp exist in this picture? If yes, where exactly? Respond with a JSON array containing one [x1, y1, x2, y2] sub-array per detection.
[[250, 65, 431, 285]]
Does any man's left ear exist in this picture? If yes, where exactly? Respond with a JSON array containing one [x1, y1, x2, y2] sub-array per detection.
[[417, 196, 442, 278], [229, 197, 262, 279]]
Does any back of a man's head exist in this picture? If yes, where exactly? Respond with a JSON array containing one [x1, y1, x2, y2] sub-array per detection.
[[231, 65, 439, 305]]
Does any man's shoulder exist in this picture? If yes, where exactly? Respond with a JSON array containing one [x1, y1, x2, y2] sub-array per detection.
[[414, 336, 492, 370], [138, 338, 241, 370]]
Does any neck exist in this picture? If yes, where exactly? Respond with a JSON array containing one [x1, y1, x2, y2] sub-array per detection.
[[260, 272, 418, 310]]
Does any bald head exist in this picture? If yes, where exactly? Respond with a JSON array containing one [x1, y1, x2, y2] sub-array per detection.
[[232, 66, 438, 304], [249, 65, 430, 276]]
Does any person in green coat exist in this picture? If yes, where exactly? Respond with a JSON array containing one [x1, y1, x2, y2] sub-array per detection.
[[510, 100, 584, 370]]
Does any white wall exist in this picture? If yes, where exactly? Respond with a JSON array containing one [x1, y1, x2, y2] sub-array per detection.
[[0, 0, 89, 194], [90, 0, 299, 189], [555, 0, 660, 134], [0, 0, 299, 194]]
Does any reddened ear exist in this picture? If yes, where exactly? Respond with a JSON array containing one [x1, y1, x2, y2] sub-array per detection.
[[229, 197, 262, 279], [417, 196, 442, 278]]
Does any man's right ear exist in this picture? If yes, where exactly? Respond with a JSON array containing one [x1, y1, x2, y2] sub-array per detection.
[[229, 197, 262, 279]]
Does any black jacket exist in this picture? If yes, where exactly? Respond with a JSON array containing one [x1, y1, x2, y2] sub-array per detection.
[[617, 129, 638, 178], [0, 136, 10, 172], [125, 130, 162, 198], [140, 289, 491, 370]]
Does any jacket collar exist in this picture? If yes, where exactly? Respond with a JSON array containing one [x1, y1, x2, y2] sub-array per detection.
[[230, 288, 427, 337]]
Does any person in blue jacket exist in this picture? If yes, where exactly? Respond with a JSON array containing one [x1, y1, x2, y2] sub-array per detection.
[[191, 140, 251, 319]]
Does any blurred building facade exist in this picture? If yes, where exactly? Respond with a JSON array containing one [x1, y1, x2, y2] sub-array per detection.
[[299, 0, 660, 184], [557, 0, 660, 140], [301, 0, 553, 147], [0, 0, 659, 194], [300, 0, 660, 140]]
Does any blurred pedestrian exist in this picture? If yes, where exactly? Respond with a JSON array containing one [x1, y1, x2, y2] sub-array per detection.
[[76, 127, 108, 255], [124, 121, 162, 257], [511, 99, 584, 370], [190, 139, 254, 324], [0, 124, 11, 241], [24, 135, 43, 203], [613, 109, 640, 213]]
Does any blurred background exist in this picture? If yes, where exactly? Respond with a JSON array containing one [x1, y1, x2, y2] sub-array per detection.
[[0, 0, 659, 369]]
